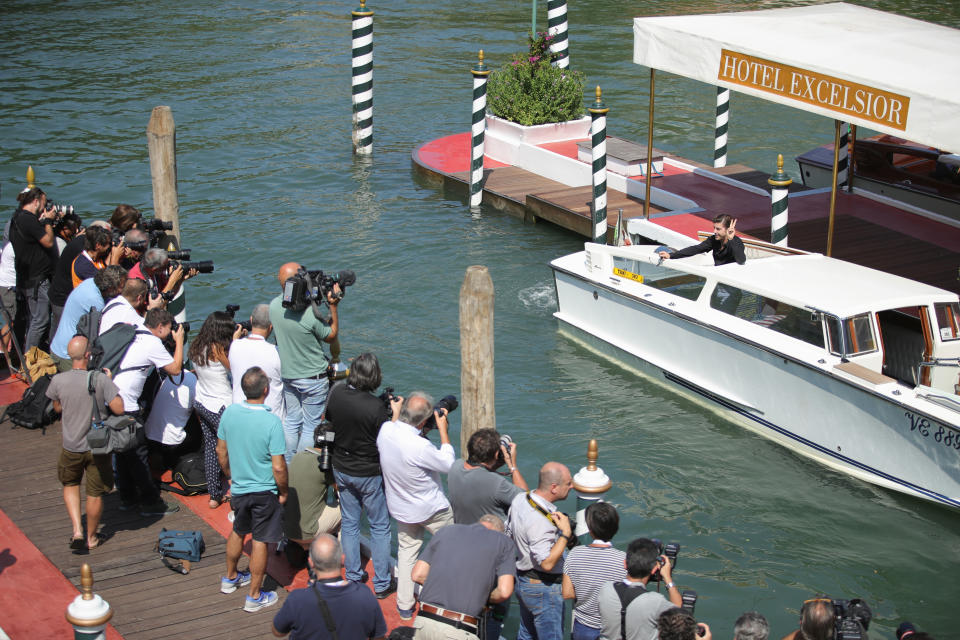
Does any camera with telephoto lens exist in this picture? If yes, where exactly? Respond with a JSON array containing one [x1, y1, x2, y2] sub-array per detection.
[[327, 361, 349, 382], [494, 433, 514, 468], [149, 286, 176, 302], [167, 249, 191, 260], [831, 598, 872, 640], [171, 259, 214, 274], [314, 421, 336, 472], [225, 304, 252, 332], [142, 218, 173, 232], [44, 201, 75, 217], [649, 539, 680, 582], [170, 319, 190, 334], [421, 395, 458, 436], [681, 590, 697, 614], [281, 267, 356, 313]]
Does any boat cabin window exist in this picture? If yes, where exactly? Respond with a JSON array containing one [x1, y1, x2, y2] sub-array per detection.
[[825, 313, 878, 357], [933, 302, 960, 341], [611, 256, 707, 302], [708, 285, 825, 348]]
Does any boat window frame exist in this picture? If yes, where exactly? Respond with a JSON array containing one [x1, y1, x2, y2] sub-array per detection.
[[609, 254, 708, 302], [822, 310, 879, 358], [933, 302, 960, 342]]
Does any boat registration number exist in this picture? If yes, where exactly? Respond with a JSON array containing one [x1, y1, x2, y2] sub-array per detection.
[[613, 268, 644, 283], [905, 412, 960, 451]]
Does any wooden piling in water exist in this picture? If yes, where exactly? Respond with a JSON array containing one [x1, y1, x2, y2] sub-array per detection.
[[459, 265, 495, 452], [146, 106, 181, 244]]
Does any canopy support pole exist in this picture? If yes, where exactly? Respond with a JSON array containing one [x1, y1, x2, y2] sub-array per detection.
[[847, 124, 857, 193], [826, 119, 842, 257], [644, 68, 655, 219]]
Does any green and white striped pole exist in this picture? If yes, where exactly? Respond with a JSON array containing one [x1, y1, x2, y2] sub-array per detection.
[[547, 0, 569, 69], [572, 440, 612, 545], [837, 121, 849, 188], [351, 0, 374, 155], [769, 153, 793, 247], [589, 86, 608, 244], [469, 50, 490, 210], [714, 87, 729, 168]]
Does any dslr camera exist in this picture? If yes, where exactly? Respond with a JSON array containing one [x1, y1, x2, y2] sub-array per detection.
[[225, 304, 252, 332], [649, 539, 681, 582], [379, 386, 398, 411], [142, 218, 173, 233], [831, 598, 872, 640], [421, 395, 458, 436], [281, 267, 356, 313], [171, 259, 214, 274], [314, 420, 336, 472], [171, 319, 190, 334]]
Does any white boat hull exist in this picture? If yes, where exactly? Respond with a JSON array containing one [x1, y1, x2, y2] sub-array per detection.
[[552, 260, 960, 509]]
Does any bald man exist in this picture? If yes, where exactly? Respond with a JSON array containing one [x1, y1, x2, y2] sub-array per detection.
[[272, 534, 386, 639], [269, 262, 341, 461], [506, 462, 575, 640], [46, 336, 124, 551]]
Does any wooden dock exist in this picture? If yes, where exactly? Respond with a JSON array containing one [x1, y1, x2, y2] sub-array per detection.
[[413, 132, 960, 295]]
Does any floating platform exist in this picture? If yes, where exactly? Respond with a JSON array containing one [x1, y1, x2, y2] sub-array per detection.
[[413, 131, 960, 295]]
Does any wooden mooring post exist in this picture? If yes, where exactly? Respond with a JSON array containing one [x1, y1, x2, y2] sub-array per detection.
[[146, 106, 181, 245], [459, 265, 495, 452]]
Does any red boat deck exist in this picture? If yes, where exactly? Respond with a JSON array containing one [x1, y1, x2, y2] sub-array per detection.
[[413, 132, 960, 294]]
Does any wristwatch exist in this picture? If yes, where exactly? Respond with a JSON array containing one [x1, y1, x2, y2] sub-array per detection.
[[666, 581, 676, 589]]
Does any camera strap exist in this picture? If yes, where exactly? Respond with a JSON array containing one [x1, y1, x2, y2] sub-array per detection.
[[311, 584, 340, 640], [525, 492, 557, 527]]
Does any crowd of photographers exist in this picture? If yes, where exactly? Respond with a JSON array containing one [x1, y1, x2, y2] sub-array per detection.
[[4, 189, 938, 639]]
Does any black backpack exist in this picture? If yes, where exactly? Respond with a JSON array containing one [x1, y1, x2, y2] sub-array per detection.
[[613, 582, 651, 640], [161, 451, 208, 496], [2, 374, 59, 431]]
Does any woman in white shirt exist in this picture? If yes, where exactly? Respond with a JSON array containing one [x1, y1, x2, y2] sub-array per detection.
[[189, 311, 243, 508]]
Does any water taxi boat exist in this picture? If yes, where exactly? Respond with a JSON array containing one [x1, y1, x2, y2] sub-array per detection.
[[551, 232, 960, 508]]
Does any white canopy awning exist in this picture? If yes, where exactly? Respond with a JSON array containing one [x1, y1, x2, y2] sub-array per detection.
[[633, 3, 960, 152]]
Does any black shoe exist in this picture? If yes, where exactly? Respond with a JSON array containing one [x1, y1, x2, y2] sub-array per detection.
[[140, 500, 180, 516], [375, 578, 398, 599]]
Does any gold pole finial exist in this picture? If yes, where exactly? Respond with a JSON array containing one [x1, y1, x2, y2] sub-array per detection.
[[26, 166, 35, 189], [80, 564, 95, 601], [595, 86, 602, 101], [478, 49, 484, 64], [777, 153, 784, 171], [360, 0, 365, 7], [586, 439, 598, 471]]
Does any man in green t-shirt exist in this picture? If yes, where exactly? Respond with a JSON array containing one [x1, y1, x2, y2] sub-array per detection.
[[269, 262, 341, 461], [217, 366, 288, 613]]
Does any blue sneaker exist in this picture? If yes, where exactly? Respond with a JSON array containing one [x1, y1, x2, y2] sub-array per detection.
[[220, 570, 252, 594], [244, 590, 278, 612]]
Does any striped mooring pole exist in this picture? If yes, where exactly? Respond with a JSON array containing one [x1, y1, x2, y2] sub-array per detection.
[[769, 153, 793, 247], [547, 0, 569, 69], [589, 86, 609, 244], [572, 440, 612, 545], [351, 0, 374, 155], [714, 86, 729, 168], [469, 50, 491, 210], [66, 564, 113, 640], [837, 121, 849, 188]]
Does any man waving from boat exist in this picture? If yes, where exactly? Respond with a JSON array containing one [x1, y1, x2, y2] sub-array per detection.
[[658, 214, 745, 266]]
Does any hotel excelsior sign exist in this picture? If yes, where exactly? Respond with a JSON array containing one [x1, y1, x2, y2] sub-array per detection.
[[718, 49, 910, 130]]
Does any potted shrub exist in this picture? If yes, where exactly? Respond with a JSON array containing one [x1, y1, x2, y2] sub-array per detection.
[[485, 32, 590, 162]]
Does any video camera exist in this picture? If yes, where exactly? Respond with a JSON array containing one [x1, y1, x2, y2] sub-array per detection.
[[649, 539, 681, 582], [421, 395, 458, 436], [225, 304, 252, 332], [831, 598, 872, 640], [281, 267, 356, 314]]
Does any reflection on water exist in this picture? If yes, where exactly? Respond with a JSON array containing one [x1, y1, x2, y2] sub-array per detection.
[[1, 0, 958, 637]]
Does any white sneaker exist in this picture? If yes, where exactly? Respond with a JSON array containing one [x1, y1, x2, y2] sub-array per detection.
[[244, 590, 278, 612]]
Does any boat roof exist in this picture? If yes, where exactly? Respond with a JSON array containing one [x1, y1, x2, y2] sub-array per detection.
[[632, 3, 960, 152], [666, 251, 958, 317]]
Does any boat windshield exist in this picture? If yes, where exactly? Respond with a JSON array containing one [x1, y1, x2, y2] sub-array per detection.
[[707, 284, 825, 349], [825, 314, 878, 357], [611, 256, 707, 301], [934, 302, 960, 341]]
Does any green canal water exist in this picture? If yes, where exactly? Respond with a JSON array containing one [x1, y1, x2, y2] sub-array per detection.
[[1, 0, 958, 637]]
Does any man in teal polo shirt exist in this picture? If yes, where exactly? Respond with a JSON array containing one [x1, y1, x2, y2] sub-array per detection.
[[217, 366, 288, 613], [269, 262, 341, 461]]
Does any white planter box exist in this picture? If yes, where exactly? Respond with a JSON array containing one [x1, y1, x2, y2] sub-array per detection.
[[484, 114, 591, 166]]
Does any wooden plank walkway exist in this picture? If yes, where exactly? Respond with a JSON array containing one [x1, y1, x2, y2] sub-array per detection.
[[0, 418, 288, 639]]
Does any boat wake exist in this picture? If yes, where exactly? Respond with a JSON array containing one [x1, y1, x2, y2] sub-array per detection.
[[518, 282, 556, 311]]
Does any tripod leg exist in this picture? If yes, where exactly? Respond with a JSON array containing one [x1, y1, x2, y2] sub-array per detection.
[[0, 294, 31, 385]]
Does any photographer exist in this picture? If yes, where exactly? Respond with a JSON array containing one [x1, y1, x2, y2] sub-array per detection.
[[377, 392, 455, 620], [70, 225, 112, 287], [269, 262, 340, 461], [448, 428, 528, 524], [228, 304, 284, 418], [10, 187, 58, 350], [129, 247, 195, 301], [325, 352, 399, 598], [281, 424, 342, 553], [597, 538, 683, 640], [118, 228, 148, 271], [505, 462, 575, 640]]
